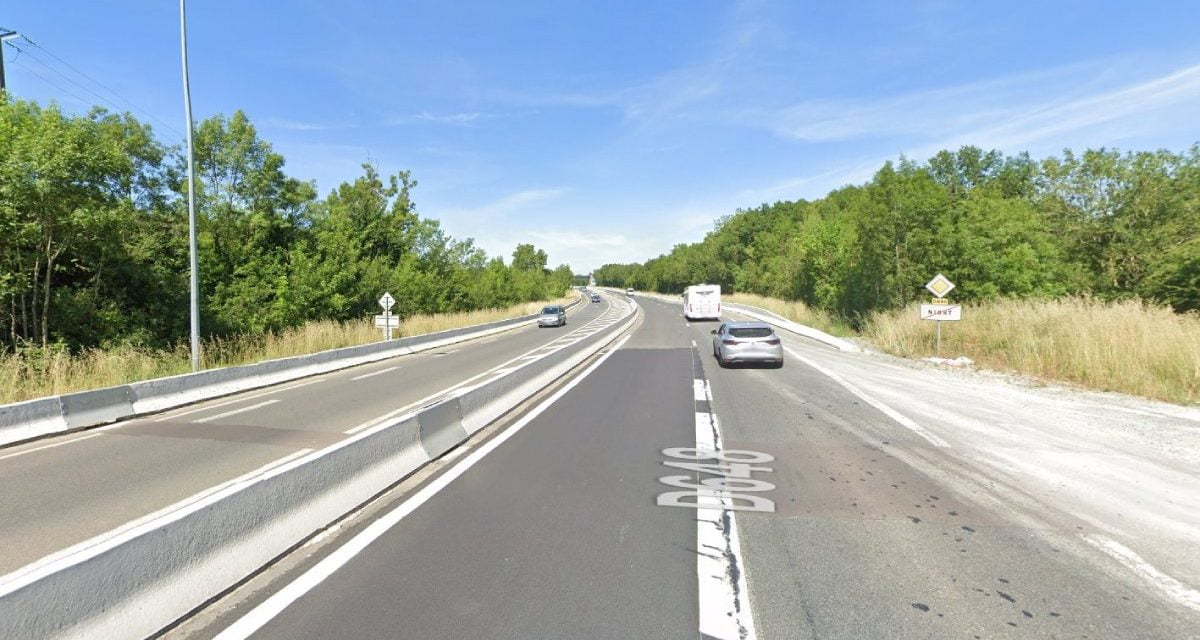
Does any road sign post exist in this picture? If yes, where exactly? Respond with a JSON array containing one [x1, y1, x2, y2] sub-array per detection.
[[922, 275, 958, 358], [378, 292, 396, 341]]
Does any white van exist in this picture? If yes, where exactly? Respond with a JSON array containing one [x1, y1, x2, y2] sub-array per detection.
[[683, 284, 721, 320]]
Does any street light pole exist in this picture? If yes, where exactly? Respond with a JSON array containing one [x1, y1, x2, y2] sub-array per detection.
[[179, 0, 200, 371], [0, 29, 18, 91]]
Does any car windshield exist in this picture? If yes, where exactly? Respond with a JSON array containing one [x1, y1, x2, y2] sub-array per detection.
[[728, 327, 773, 338], [541, 307, 560, 314]]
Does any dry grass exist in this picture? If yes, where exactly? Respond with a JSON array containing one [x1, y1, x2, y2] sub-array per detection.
[[0, 295, 576, 405], [866, 297, 1200, 405], [724, 292, 854, 336]]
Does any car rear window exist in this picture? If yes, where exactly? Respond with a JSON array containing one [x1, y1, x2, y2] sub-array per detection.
[[693, 290, 713, 296], [729, 327, 773, 338]]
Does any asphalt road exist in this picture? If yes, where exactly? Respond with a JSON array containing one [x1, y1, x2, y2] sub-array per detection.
[[192, 294, 1198, 640], [0, 294, 620, 574]]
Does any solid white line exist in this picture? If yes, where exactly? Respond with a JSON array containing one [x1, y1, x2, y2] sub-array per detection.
[[1084, 535, 1200, 611], [193, 399, 280, 424], [153, 378, 324, 422], [214, 333, 634, 640], [351, 366, 399, 381], [0, 433, 104, 462], [694, 400, 757, 638], [782, 346, 951, 448]]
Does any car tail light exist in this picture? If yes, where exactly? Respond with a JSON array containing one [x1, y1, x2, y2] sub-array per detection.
[[764, 338, 781, 345], [722, 339, 739, 345]]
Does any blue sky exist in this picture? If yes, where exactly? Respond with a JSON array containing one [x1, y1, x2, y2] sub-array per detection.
[[5, 1, 1200, 272]]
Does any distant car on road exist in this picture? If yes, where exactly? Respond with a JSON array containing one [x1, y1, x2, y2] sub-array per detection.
[[591, 294, 601, 303], [537, 305, 567, 327], [712, 321, 783, 368], [626, 288, 635, 296]]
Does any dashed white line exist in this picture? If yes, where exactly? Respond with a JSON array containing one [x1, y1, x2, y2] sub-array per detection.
[[194, 399, 280, 424], [351, 366, 399, 381], [0, 433, 104, 462], [153, 378, 325, 422]]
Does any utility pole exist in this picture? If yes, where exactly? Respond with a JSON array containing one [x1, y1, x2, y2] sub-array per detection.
[[179, 1, 201, 371], [0, 29, 18, 91]]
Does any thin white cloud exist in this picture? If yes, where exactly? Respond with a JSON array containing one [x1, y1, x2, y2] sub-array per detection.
[[439, 187, 570, 225], [920, 62, 1200, 155], [740, 60, 1200, 206], [414, 111, 483, 124], [261, 117, 346, 131], [388, 111, 485, 126], [765, 60, 1200, 149]]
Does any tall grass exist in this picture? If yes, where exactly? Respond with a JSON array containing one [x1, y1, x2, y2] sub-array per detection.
[[0, 296, 575, 405], [723, 292, 855, 336], [866, 297, 1200, 405]]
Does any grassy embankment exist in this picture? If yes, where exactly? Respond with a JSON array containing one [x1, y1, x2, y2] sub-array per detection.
[[0, 296, 574, 405], [728, 294, 1200, 405], [723, 293, 855, 336]]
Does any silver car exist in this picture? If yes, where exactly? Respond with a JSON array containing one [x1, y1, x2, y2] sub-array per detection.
[[537, 305, 567, 327], [712, 321, 783, 367]]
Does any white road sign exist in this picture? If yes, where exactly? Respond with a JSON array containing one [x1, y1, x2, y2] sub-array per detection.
[[378, 292, 395, 310], [924, 274, 956, 298], [374, 315, 400, 328], [920, 304, 962, 321]]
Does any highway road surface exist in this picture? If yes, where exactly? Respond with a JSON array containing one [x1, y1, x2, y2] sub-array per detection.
[[0, 293, 625, 575], [173, 293, 1199, 640]]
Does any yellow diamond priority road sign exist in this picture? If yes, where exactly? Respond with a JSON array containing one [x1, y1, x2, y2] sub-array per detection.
[[925, 273, 955, 298]]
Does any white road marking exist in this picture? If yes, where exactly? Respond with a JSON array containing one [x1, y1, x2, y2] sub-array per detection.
[[193, 399, 280, 424], [691, 339, 697, 348], [214, 334, 634, 640], [1084, 535, 1200, 611], [693, 379, 710, 403], [343, 297, 631, 434], [351, 366, 399, 381], [0, 433, 104, 462], [694, 390, 758, 639], [153, 378, 324, 422], [782, 346, 951, 448]]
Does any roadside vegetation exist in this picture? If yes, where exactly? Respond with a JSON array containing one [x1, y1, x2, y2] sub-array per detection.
[[866, 297, 1200, 405], [1, 95, 584, 401], [0, 96, 577, 354], [0, 296, 574, 404], [722, 293, 853, 336], [598, 145, 1200, 405]]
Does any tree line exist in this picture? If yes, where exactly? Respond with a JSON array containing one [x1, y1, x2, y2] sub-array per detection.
[[0, 96, 574, 351], [596, 145, 1200, 320]]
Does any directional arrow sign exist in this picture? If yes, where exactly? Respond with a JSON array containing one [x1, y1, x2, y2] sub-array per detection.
[[378, 292, 395, 311], [924, 274, 956, 298]]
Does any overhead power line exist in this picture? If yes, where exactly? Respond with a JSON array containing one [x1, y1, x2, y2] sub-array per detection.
[[5, 34, 184, 138], [9, 56, 95, 107]]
